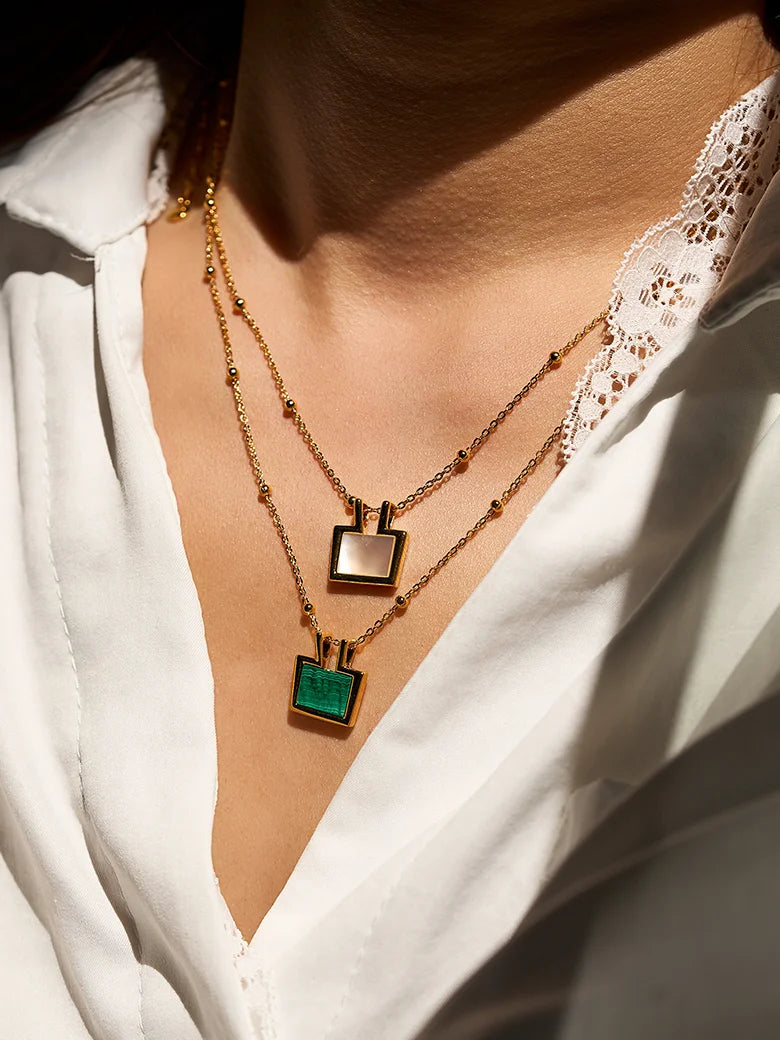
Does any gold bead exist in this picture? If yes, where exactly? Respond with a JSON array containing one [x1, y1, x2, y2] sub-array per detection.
[[205, 197, 215, 209], [284, 398, 296, 411], [234, 298, 245, 310], [491, 499, 503, 513], [456, 448, 470, 464], [549, 350, 562, 365], [260, 483, 271, 495], [303, 601, 315, 614], [168, 197, 191, 222], [395, 595, 408, 610]]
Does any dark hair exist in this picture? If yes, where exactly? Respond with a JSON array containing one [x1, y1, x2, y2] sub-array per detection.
[[0, 2, 244, 151]]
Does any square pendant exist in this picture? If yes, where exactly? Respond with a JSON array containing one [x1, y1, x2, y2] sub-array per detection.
[[330, 500, 408, 588], [290, 635, 366, 727]]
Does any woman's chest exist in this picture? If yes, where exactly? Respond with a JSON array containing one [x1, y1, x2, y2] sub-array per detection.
[[139, 263, 585, 945]]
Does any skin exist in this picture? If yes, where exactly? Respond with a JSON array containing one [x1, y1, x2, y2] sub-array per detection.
[[142, 1, 774, 943]]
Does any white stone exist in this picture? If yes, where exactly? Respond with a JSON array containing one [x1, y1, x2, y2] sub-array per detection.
[[337, 533, 395, 579]]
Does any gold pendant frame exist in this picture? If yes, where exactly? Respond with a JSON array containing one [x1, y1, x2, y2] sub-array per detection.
[[329, 499, 409, 588], [290, 632, 367, 727]]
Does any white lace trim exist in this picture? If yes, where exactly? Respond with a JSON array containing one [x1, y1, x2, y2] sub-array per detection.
[[562, 71, 780, 460]]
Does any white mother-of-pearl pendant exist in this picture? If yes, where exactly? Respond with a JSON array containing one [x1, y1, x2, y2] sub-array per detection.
[[329, 499, 408, 588]]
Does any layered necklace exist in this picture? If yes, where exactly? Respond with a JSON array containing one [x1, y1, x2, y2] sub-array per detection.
[[200, 175, 606, 728]]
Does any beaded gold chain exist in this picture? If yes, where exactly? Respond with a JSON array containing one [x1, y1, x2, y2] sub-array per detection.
[[205, 181, 606, 519], [201, 176, 607, 726]]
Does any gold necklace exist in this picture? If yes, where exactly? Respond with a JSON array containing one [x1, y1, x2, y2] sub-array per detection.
[[204, 179, 606, 591], [202, 178, 607, 727]]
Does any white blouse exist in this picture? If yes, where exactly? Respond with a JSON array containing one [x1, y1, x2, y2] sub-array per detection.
[[2, 58, 780, 1040]]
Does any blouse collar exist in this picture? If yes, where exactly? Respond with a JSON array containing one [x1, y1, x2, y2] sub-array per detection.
[[0, 58, 169, 257]]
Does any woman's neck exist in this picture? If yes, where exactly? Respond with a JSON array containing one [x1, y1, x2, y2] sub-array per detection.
[[222, 0, 772, 294]]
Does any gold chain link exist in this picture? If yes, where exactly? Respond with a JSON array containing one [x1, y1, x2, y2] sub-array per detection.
[[205, 181, 607, 517], [203, 178, 606, 652]]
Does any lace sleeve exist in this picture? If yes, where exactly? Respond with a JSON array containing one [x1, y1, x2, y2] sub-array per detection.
[[562, 73, 780, 460]]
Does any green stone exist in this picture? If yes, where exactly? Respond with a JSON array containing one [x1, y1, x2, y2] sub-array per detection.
[[294, 661, 354, 722]]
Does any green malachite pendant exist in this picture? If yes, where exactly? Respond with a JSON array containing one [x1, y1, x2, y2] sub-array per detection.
[[290, 632, 366, 727], [330, 499, 408, 588]]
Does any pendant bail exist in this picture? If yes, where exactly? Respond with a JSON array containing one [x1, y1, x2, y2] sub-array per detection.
[[351, 498, 366, 528], [340, 639, 358, 669], [315, 630, 333, 667]]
